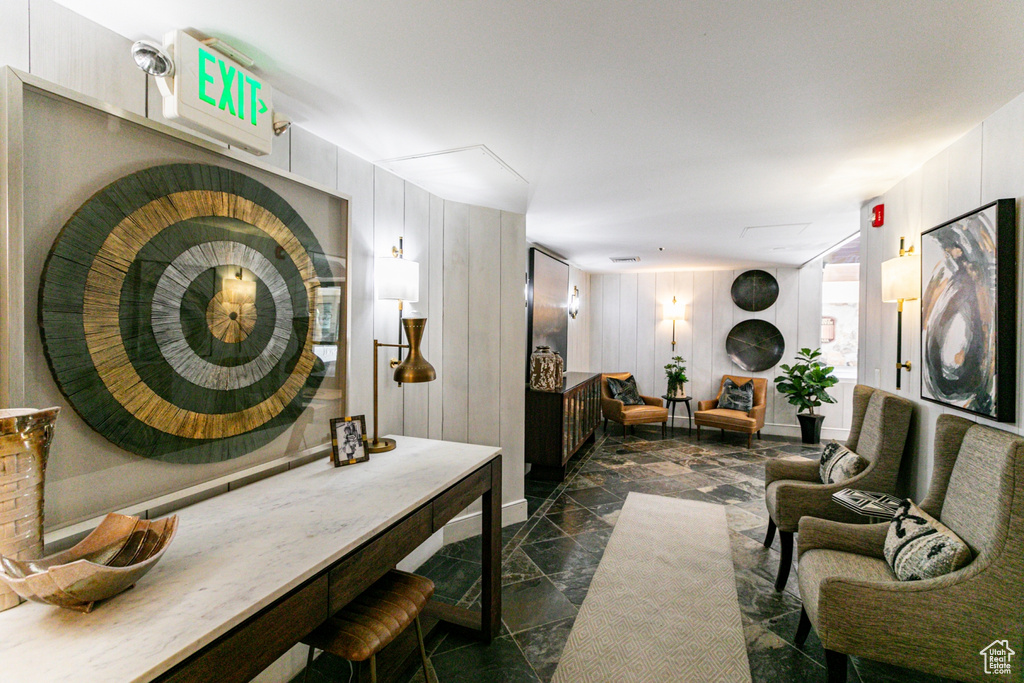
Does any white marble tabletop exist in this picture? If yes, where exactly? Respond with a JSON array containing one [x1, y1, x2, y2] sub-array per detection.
[[0, 436, 500, 683]]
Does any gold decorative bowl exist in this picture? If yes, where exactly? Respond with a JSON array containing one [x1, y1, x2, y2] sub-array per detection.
[[0, 513, 178, 612]]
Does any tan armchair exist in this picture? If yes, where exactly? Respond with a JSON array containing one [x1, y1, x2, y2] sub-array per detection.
[[693, 375, 767, 449], [600, 373, 668, 437], [763, 385, 913, 591], [794, 414, 1024, 682]]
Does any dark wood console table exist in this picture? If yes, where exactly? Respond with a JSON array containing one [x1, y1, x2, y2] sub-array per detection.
[[0, 437, 501, 683], [525, 372, 601, 481]]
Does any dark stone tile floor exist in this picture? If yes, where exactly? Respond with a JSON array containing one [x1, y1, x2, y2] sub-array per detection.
[[303, 425, 960, 683]]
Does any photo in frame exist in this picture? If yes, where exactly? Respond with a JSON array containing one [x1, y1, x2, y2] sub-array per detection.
[[330, 416, 369, 467], [920, 198, 1017, 422]]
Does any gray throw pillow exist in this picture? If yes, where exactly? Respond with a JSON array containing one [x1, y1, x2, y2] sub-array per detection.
[[884, 499, 972, 581], [818, 440, 868, 484], [718, 378, 754, 412], [607, 376, 644, 406]]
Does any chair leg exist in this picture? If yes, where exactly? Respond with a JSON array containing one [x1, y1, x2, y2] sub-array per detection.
[[604, 417, 608, 433], [415, 617, 431, 683], [763, 518, 777, 548], [662, 421, 666, 438], [825, 649, 848, 683], [775, 531, 794, 591], [758, 430, 762, 440], [303, 646, 316, 683], [370, 654, 378, 683], [720, 428, 725, 440], [747, 433, 752, 449], [697, 425, 701, 441], [794, 606, 811, 645]]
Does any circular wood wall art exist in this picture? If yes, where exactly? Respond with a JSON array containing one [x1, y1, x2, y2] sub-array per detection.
[[726, 319, 785, 372], [731, 270, 779, 312], [39, 164, 333, 463]]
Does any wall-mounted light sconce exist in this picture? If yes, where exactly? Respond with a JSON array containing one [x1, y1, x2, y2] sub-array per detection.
[[568, 286, 580, 319], [881, 236, 920, 389], [665, 296, 690, 350], [370, 319, 436, 453], [376, 236, 419, 371]]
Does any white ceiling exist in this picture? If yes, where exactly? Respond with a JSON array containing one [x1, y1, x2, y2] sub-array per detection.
[[55, 1, 1024, 272]]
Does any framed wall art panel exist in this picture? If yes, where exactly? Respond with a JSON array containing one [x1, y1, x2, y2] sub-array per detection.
[[2, 68, 349, 527], [920, 199, 1016, 422]]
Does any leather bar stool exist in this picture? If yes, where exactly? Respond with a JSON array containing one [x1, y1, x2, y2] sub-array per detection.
[[303, 570, 436, 683]]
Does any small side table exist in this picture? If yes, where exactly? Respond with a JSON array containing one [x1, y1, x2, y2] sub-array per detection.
[[832, 488, 904, 523], [661, 395, 693, 437]]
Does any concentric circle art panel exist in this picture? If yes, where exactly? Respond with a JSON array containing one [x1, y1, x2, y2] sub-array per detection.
[[39, 164, 333, 463]]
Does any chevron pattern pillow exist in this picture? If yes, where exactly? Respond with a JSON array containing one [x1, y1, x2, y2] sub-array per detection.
[[819, 440, 868, 484], [607, 376, 644, 406], [718, 378, 754, 412], [884, 499, 972, 581]]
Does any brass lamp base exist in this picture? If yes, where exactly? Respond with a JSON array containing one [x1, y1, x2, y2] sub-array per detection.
[[368, 437, 397, 454]]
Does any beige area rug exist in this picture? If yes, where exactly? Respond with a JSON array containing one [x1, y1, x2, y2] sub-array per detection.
[[551, 493, 751, 683]]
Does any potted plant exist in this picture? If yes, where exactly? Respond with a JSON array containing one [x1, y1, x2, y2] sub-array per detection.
[[664, 356, 689, 398], [774, 347, 838, 444]]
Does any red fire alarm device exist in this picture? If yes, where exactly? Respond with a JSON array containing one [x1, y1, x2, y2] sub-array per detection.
[[871, 204, 884, 227]]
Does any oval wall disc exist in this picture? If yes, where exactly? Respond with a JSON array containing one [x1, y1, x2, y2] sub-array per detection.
[[39, 164, 333, 463], [726, 319, 785, 372], [731, 270, 780, 312]]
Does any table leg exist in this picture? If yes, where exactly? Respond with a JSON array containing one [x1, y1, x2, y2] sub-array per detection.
[[669, 401, 677, 436], [480, 458, 502, 642], [685, 400, 693, 437]]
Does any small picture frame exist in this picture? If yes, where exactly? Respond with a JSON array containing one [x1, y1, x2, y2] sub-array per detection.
[[330, 415, 369, 467]]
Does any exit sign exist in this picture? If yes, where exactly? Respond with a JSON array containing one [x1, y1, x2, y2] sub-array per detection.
[[156, 31, 274, 155]]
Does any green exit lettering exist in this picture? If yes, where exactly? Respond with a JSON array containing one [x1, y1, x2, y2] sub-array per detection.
[[198, 48, 267, 126]]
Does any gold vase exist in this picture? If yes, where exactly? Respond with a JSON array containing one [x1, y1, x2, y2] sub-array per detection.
[[0, 407, 60, 611]]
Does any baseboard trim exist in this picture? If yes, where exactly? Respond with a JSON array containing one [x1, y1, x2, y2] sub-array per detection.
[[669, 416, 849, 443], [443, 497, 529, 544]]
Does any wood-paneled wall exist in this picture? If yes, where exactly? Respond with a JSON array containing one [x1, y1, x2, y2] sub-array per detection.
[[585, 267, 854, 439], [859, 90, 1024, 499], [1, 0, 527, 515]]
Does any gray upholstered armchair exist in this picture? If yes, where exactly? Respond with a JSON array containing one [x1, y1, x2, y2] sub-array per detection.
[[794, 414, 1024, 683], [763, 385, 913, 590]]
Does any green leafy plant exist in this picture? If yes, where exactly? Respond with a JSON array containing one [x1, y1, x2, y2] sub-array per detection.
[[774, 348, 838, 415], [664, 356, 688, 395]]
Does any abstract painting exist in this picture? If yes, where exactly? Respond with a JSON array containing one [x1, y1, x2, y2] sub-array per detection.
[[920, 199, 1017, 422], [39, 164, 334, 462]]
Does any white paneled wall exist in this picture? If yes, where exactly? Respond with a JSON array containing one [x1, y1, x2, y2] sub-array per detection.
[[587, 266, 852, 439], [1, 2, 527, 519], [566, 266, 591, 372], [860, 91, 1024, 500]]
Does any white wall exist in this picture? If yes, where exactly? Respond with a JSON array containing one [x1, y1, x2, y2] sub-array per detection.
[[859, 90, 1024, 500], [587, 267, 854, 439]]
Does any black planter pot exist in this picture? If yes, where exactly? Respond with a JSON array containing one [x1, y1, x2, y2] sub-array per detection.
[[797, 413, 825, 444]]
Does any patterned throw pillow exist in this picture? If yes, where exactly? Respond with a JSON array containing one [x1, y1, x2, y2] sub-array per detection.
[[884, 499, 972, 581], [607, 376, 645, 406], [819, 440, 869, 484], [718, 378, 754, 412]]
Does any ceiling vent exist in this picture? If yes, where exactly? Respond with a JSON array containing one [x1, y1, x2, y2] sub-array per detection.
[[740, 223, 810, 239], [609, 256, 641, 263]]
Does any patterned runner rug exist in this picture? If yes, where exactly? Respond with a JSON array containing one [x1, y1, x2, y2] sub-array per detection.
[[552, 493, 751, 682]]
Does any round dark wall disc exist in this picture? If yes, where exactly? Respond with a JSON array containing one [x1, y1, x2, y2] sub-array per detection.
[[39, 163, 333, 463], [726, 319, 785, 372], [731, 270, 779, 312]]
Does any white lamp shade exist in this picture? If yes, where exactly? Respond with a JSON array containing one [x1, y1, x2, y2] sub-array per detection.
[[377, 257, 419, 302], [665, 299, 690, 321], [881, 254, 920, 302]]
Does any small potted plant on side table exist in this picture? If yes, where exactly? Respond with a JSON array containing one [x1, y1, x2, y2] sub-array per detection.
[[664, 356, 689, 398], [774, 347, 838, 444]]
